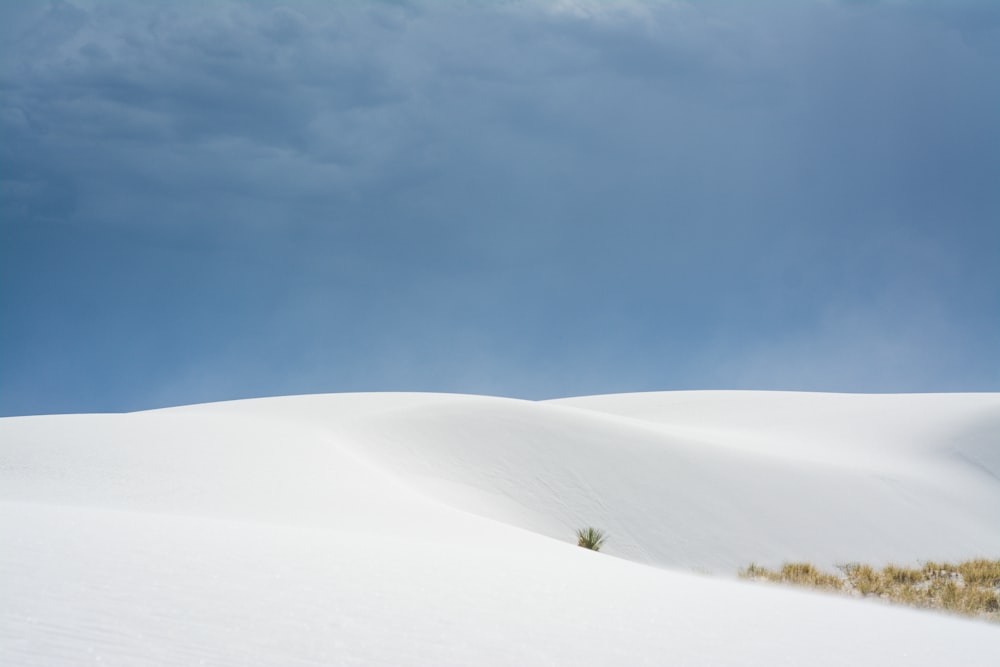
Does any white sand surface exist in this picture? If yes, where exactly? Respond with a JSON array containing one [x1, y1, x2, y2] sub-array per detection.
[[2, 391, 998, 665]]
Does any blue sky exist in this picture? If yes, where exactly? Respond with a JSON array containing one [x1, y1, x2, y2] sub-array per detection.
[[2, 0, 998, 416]]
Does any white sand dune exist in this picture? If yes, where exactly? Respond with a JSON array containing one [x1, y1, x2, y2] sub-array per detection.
[[2, 390, 998, 665]]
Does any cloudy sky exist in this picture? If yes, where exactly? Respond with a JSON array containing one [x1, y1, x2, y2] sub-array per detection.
[[1, 0, 998, 415]]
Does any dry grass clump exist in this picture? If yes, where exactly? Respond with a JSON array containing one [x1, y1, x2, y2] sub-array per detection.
[[882, 563, 922, 585], [955, 559, 1000, 587], [778, 562, 842, 590], [841, 563, 886, 596], [739, 559, 1000, 622], [739, 562, 840, 590]]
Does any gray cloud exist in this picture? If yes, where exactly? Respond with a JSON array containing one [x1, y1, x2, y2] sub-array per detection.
[[2, 0, 998, 413]]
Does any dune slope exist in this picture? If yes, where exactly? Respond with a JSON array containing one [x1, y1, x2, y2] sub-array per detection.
[[1, 391, 998, 666]]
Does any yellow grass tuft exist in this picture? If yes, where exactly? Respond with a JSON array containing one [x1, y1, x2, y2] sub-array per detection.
[[738, 562, 840, 590], [882, 564, 922, 586], [956, 558, 1000, 588], [778, 562, 842, 590], [740, 558, 1000, 622], [841, 563, 886, 596]]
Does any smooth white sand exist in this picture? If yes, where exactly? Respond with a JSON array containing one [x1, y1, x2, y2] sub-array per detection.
[[2, 391, 998, 665]]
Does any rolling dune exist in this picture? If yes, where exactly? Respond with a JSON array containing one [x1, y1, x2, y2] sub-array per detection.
[[2, 391, 998, 665]]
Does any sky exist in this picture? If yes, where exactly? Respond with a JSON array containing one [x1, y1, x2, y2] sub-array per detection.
[[1, 0, 998, 416]]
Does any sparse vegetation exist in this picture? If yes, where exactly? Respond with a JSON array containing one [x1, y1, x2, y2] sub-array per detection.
[[576, 527, 607, 551], [740, 561, 841, 590], [955, 558, 1000, 587], [739, 559, 1000, 622]]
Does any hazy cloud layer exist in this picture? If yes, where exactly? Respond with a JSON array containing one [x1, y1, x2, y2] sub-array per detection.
[[2, 0, 998, 414]]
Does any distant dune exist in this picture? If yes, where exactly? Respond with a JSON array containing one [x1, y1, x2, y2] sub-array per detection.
[[2, 391, 998, 666]]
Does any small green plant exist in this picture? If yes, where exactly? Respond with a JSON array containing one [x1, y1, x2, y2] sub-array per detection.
[[576, 527, 607, 551]]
